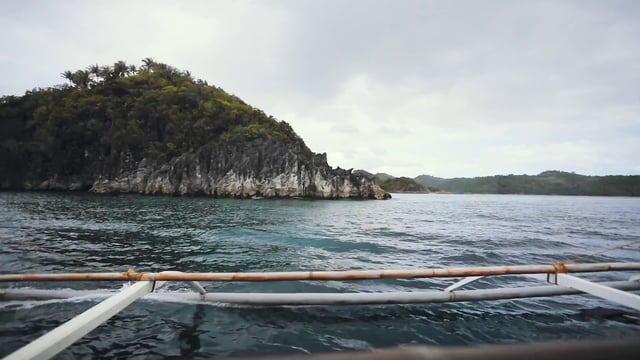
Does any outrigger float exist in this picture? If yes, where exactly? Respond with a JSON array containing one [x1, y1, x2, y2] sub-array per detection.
[[2, 262, 640, 360]]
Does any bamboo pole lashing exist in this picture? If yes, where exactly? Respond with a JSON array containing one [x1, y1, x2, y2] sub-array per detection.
[[1, 262, 639, 282]]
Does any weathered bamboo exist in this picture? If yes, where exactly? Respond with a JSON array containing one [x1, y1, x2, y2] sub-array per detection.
[[1, 262, 639, 282]]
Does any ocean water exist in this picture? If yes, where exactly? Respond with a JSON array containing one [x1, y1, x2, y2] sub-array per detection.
[[0, 192, 639, 358]]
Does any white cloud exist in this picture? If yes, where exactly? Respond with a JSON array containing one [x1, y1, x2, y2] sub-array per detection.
[[1, 0, 639, 177]]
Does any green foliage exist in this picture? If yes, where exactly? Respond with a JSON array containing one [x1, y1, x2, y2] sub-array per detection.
[[414, 171, 640, 196], [0, 59, 303, 185], [378, 177, 432, 193], [374, 173, 394, 182]]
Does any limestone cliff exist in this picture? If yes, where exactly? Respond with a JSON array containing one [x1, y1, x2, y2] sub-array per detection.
[[23, 139, 390, 199]]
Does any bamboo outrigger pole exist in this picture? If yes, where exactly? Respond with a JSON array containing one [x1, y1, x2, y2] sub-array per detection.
[[1, 262, 639, 282], [3, 262, 640, 360], [3, 280, 640, 306]]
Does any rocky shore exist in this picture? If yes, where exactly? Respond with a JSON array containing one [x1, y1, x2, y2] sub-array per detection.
[[17, 139, 391, 200]]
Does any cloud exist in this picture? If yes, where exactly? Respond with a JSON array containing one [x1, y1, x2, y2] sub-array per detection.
[[1, 0, 639, 177]]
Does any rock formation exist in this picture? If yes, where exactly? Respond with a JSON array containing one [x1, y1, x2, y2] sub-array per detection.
[[20, 139, 390, 199]]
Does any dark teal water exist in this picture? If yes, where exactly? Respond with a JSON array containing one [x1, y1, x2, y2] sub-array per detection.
[[1, 192, 639, 358]]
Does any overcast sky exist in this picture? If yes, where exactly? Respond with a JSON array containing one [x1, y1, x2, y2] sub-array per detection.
[[1, 0, 639, 177]]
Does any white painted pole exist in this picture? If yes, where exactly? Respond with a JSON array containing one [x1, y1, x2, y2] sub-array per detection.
[[5, 281, 153, 360], [5, 280, 639, 306], [444, 276, 485, 292], [159, 271, 206, 295], [553, 273, 640, 311], [188, 280, 640, 306], [528, 273, 640, 311], [188, 281, 207, 295]]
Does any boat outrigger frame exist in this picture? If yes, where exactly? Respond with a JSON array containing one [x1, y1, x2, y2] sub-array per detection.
[[2, 262, 640, 360]]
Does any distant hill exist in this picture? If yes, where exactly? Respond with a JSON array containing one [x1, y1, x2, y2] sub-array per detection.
[[378, 177, 429, 193], [353, 169, 374, 178], [355, 170, 437, 193], [374, 173, 395, 182], [414, 171, 640, 196]]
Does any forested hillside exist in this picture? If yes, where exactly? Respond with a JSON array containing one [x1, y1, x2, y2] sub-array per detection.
[[0, 59, 299, 186], [415, 171, 640, 196]]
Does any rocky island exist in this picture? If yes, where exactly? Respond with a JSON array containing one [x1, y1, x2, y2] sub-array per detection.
[[354, 171, 439, 194], [0, 59, 390, 199]]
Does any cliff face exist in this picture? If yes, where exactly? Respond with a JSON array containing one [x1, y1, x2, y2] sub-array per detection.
[[21, 139, 391, 199]]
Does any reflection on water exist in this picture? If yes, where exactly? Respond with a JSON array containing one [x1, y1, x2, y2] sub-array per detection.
[[1, 192, 639, 358], [178, 305, 206, 356]]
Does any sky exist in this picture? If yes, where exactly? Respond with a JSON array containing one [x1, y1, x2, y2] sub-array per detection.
[[1, 0, 639, 178]]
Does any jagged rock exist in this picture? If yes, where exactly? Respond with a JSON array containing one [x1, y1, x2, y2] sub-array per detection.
[[67, 139, 389, 199]]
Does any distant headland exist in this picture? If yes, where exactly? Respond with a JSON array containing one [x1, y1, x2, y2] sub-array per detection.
[[361, 170, 640, 196]]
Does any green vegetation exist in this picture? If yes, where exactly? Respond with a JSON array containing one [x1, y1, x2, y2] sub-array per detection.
[[374, 172, 395, 182], [0, 59, 301, 186], [353, 170, 440, 193], [378, 177, 431, 193], [415, 171, 640, 196]]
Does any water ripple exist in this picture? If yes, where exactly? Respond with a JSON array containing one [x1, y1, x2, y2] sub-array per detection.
[[1, 192, 640, 358]]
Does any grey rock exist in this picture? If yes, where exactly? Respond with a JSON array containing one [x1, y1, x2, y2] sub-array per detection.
[[47, 139, 389, 199]]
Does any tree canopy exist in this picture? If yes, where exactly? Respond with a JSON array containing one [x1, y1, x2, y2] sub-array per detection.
[[0, 59, 302, 185], [414, 171, 640, 196], [377, 177, 435, 193]]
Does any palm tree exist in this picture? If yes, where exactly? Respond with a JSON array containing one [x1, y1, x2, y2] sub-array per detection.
[[73, 70, 90, 89], [87, 64, 101, 85], [99, 65, 112, 81], [88, 64, 100, 76], [141, 57, 156, 72], [61, 70, 74, 84], [60, 70, 89, 88], [113, 61, 129, 78]]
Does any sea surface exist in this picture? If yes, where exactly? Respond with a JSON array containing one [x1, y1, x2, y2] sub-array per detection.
[[1, 192, 639, 358]]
